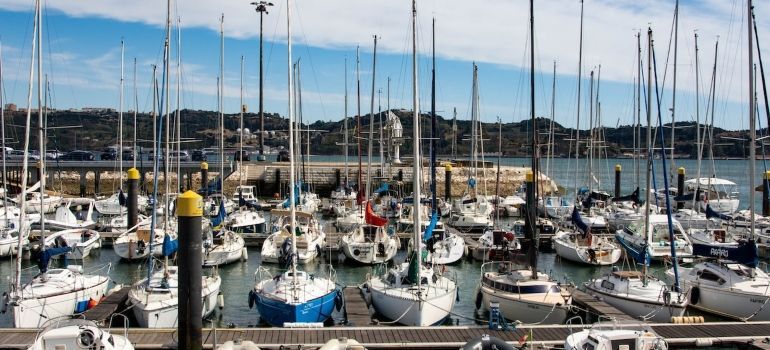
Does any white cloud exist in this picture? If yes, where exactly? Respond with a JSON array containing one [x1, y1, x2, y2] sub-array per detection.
[[0, 0, 764, 125]]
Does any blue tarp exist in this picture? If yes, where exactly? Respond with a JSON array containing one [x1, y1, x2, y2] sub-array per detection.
[[692, 240, 759, 268], [374, 183, 389, 194], [211, 201, 227, 228], [37, 246, 72, 273], [571, 207, 590, 237], [705, 204, 733, 221], [282, 184, 301, 208], [422, 211, 439, 241], [162, 232, 178, 256], [615, 230, 650, 266]]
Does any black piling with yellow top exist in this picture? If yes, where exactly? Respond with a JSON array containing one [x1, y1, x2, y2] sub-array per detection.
[[177, 190, 203, 350], [200, 162, 209, 199], [763, 171, 770, 217], [677, 167, 686, 210], [444, 164, 452, 201], [127, 168, 139, 232], [614, 164, 621, 199]]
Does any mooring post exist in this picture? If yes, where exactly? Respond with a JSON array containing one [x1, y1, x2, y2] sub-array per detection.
[[127, 168, 139, 232], [177, 190, 203, 350], [614, 164, 621, 199], [677, 167, 686, 210], [444, 164, 452, 201], [200, 162, 209, 199]]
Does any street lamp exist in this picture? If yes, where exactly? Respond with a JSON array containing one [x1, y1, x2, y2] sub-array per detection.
[[251, 1, 273, 161]]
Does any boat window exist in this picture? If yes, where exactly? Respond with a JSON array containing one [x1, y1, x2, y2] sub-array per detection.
[[600, 280, 615, 290], [421, 277, 429, 285], [698, 269, 725, 284]]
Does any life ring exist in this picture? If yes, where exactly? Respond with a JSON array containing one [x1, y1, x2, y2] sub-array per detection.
[[462, 334, 514, 350]]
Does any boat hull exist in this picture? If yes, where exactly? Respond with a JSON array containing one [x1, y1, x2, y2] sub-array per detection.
[[585, 283, 686, 323], [478, 284, 569, 324], [369, 285, 456, 326], [253, 289, 339, 327], [13, 276, 109, 328]]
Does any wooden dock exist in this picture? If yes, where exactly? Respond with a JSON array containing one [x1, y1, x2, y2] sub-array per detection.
[[2, 322, 770, 349], [82, 285, 132, 326], [570, 289, 636, 322], [342, 286, 372, 326]]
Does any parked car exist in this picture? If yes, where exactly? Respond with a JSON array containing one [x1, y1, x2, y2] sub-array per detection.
[[191, 150, 207, 162], [5, 150, 39, 161], [45, 150, 64, 160], [149, 150, 190, 162], [276, 149, 290, 162], [234, 150, 251, 161], [122, 149, 135, 161], [100, 148, 117, 160], [60, 150, 95, 161]]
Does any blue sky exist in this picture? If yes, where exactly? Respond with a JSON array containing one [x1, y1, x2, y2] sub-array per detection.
[[0, 0, 764, 130]]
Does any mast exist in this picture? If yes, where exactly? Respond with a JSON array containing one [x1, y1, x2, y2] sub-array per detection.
[[452, 108, 457, 160], [528, 0, 538, 279], [749, 0, 756, 238], [147, 64, 158, 283], [219, 15, 225, 194], [15, 0, 40, 291], [366, 36, 378, 202], [0, 42, 7, 226], [573, 0, 584, 201], [239, 55, 245, 188], [287, 0, 298, 282], [587, 70, 594, 192], [636, 31, 642, 192], [378, 89, 384, 174], [670, 0, 679, 172], [410, 0, 421, 290], [644, 27, 652, 283], [356, 46, 362, 205], [133, 58, 138, 168], [693, 33, 702, 211], [495, 118, 501, 226], [430, 17, 437, 212], [163, 0, 171, 218], [119, 39, 124, 191], [35, 0, 46, 246], [344, 58, 349, 187], [176, 17, 182, 190]]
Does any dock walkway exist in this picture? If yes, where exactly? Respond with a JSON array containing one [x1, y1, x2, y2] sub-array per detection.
[[2, 322, 770, 349]]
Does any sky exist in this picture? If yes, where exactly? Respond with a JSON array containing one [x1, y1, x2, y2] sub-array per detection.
[[0, 0, 766, 130]]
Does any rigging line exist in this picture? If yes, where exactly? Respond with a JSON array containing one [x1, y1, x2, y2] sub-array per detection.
[[292, 1, 327, 121]]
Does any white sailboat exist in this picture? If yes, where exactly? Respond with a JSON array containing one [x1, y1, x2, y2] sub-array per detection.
[[44, 228, 102, 260], [5, 0, 111, 328], [340, 221, 398, 265], [669, 7, 770, 320], [44, 201, 97, 231], [553, 208, 621, 266], [586, 26, 688, 324], [203, 227, 246, 267], [260, 209, 325, 264], [476, 1, 571, 324], [128, 7, 221, 329], [249, 1, 340, 326], [366, 9, 457, 326]]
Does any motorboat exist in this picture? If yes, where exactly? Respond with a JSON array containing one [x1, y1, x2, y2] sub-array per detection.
[[27, 318, 134, 350]]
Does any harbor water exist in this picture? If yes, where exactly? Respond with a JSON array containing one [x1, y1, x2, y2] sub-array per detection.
[[0, 157, 761, 327]]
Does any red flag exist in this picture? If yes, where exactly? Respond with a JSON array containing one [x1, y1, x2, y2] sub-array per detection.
[[365, 201, 388, 227]]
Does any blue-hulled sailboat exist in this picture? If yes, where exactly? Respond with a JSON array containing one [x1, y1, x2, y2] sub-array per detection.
[[248, 0, 340, 326]]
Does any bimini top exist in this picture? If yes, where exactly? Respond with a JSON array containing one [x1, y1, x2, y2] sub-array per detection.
[[684, 178, 737, 186]]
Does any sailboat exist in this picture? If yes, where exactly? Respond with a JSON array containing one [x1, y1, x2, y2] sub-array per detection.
[[422, 18, 465, 266], [586, 26, 687, 324], [553, 208, 621, 265], [5, 0, 111, 328], [475, 0, 571, 324], [261, 208, 326, 264], [248, 0, 340, 326], [201, 46, 246, 267], [0, 43, 28, 259], [366, 5, 457, 327], [449, 64, 493, 233], [564, 325, 667, 350], [127, 7, 221, 328], [669, 4, 770, 320]]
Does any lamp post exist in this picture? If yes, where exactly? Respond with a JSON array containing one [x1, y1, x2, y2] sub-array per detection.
[[251, 1, 273, 161]]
